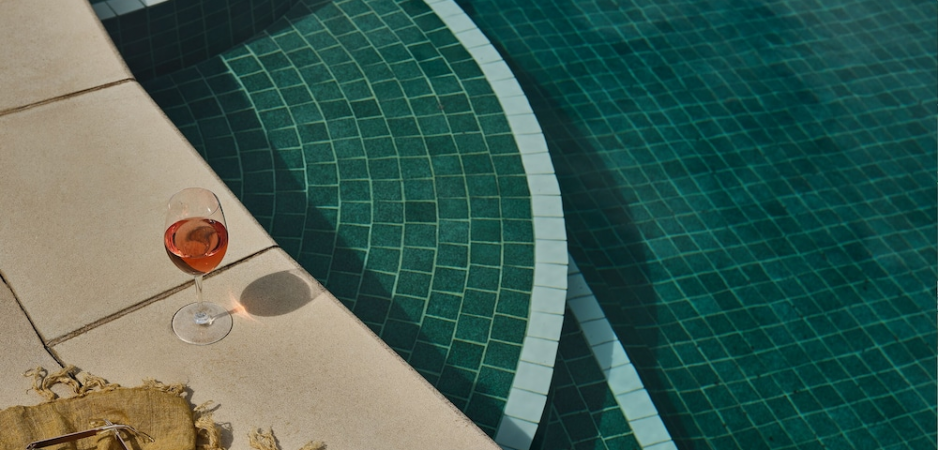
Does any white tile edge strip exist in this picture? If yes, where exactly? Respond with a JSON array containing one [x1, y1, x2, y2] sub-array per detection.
[[104, 0, 145, 17], [90, 0, 175, 20], [567, 257, 676, 449], [91, 2, 117, 20], [425, 1, 568, 449]]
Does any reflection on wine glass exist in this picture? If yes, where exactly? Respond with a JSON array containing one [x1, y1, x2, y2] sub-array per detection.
[[164, 188, 232, 345]]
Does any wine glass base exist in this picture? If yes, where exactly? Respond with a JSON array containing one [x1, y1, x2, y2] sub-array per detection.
[[172, 302, 233, 345]]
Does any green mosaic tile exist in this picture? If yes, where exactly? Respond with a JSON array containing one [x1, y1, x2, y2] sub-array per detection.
[[395, 270, 432, 297], [461, 0, 937, 447], [438, 220, 468, 243], [495, 290, 530, 319], [389, 295, 425, 321], [476, 365, 513, 398], [447, 339, 485, 369], [438, 366, 476, 400], [503, 244, 534, 266], [382, 318, 420, 350], [410, 341, 447, 373], [470, 243, 500, 266], [490, 315, 526, 343], [461, 289, 496, 317], [483, 341, 522, 371], [456, 314, 491, 344], [427, 292, 462, 321], [365, 247, 401, 273], [466, 394, 506, 435], [466, 266, 499, 291]]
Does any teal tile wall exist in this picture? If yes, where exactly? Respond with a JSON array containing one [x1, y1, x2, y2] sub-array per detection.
[[458, 0, 937, 448], [97, 0, 303, 81], [142, 0, 535, 437]]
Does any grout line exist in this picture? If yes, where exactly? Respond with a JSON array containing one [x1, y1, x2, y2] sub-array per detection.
[[0, 271, 67, 368], [45, 245, 279, 347], [566, 256, 677, 450], [425, 1, 569, 449], [0, 79, 136, 119]]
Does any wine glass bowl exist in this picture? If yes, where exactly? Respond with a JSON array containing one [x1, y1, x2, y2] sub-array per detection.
[[164, 188, 232, 345], [164, 211, 228, 275]]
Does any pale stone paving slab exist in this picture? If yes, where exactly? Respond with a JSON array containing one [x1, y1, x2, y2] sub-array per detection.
[[51, 249, 499, 450], [0, 281, 60, 408], [0, 83, 275, 342], [0, 0, 131, 113]]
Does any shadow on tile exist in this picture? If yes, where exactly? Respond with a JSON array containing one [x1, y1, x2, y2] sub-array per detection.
[[239, 270, 313, 316]]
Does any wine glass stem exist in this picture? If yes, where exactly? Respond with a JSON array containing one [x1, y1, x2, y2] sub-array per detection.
[[192, 275, 213, 325]]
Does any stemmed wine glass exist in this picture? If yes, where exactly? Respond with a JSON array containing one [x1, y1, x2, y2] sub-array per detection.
[[164, 188, 232, 345]]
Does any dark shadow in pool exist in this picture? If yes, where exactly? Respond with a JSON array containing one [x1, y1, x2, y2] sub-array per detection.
[[239, 270, 312, 316], [262, 0, 335, 37], [262, 112, 514, 438], [458, 22, 693, 447]]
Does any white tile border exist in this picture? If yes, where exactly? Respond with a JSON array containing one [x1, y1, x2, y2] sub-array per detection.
[[504, 388, 548, 423], [513, 361, 553, 395], [534, 238, 566, 262], [105, 0, 145, 16], [425, 2, 568, 449], [526, 174, 560, 196], [89, 0, 181, 20], [526, 312, 563, 341], [91, 2, 117, 20], [567, 257, 676, 449], [495, 416, 539, 450], [530, 286, 565, 315], [643, 440, 680, 450]]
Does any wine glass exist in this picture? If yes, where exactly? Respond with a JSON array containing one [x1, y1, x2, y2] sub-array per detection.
[[164, 188, 232, 345]]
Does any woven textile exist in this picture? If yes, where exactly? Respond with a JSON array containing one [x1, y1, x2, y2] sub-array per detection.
[[0, 367, 195, 450], [0, 366, 324, 450]]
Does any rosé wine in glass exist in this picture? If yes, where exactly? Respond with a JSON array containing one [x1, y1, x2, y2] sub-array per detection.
[[164, 218, 228, 275], [164, 188, 232, 345]]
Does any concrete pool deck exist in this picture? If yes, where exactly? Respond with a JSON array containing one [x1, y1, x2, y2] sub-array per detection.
[[0, 0, 500, 448]]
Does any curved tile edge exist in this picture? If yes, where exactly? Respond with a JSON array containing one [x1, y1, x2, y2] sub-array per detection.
[[567, 256, 677, 450], [423, 1, 569, 448]]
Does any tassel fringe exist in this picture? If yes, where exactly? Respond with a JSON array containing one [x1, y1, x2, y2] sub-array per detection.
[[21, 366, 324, 450]]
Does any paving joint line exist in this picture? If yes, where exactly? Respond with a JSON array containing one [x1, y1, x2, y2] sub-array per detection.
[[45, 245, 279, 348]]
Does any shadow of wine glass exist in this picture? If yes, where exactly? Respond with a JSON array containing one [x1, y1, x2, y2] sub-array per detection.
[[238, 270, 313, 317]]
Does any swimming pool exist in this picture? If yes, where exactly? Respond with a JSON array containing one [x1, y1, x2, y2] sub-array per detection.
[[109, 0, 936, 447], [455, 0, 936, 448]]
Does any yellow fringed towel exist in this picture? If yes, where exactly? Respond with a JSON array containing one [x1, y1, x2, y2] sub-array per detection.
[[0, 366, 324, 450], [0, 366, 195, 450]]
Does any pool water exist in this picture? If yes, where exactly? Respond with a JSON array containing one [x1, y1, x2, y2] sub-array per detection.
[[131, 0, 936, 448], [455, 0, 936, 448]]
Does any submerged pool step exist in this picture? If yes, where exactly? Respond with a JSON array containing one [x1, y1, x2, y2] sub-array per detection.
[[567, 257, 676, 450], [420, 0, 570, 447]]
